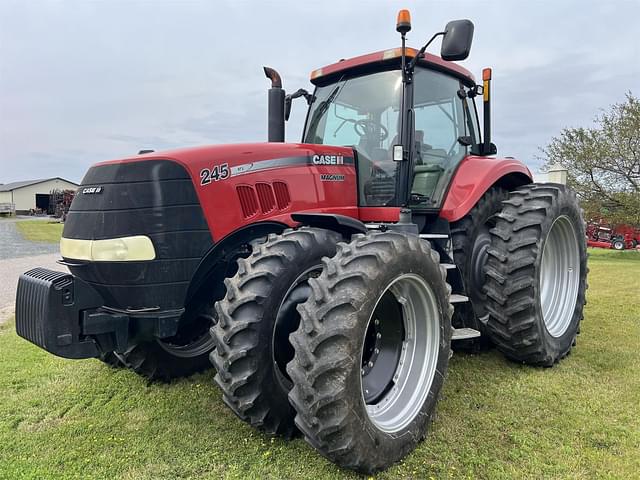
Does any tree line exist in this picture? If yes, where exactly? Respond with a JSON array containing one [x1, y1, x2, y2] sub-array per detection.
[[542, 92, 639, 226]]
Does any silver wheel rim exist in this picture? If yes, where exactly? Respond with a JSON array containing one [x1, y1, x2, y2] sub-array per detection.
[[361, 273, 440, 433], [540, 215, 580, 337]]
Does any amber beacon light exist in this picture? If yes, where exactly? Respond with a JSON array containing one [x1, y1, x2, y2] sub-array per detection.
[[396, 9, 412, 34]]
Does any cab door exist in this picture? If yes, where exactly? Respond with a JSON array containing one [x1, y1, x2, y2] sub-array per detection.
[[410, 68, 472, 209]]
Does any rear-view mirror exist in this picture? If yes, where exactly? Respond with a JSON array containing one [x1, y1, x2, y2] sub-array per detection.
[[440, 19, 474, 61]]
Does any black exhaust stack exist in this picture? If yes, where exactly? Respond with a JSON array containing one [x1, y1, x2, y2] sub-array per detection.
[[263, 67, 285, 142]]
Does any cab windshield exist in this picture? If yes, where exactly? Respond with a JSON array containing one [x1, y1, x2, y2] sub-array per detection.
[[303, 70, 402, 206]]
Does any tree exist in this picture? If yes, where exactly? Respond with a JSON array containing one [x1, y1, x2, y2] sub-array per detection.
[[541, 92, 640, 225]]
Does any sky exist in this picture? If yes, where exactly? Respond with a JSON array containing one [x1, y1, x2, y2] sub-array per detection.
[[1, 0, 639, 183]]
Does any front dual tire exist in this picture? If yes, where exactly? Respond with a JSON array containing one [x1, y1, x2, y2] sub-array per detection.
[[211, 229, 452, 473], [210, 228, 342, 437], [288, 232, 452, 473]]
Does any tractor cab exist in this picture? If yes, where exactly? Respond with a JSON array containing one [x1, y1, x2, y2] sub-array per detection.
[[280, 12, 491, 213], [303, 52, 480, 210]]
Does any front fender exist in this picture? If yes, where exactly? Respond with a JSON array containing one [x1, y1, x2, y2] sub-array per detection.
[[440, 156, 532, 222]]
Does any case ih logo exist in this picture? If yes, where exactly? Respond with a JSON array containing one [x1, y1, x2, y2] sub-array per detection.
[[312, 154, 344, 165], [81, 187, 103, 194]]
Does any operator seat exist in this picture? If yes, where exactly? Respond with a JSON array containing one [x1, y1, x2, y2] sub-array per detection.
[[411, 130, 447, 201]]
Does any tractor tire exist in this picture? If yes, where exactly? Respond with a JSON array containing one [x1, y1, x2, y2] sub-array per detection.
[[484, 183, 588, 366], [450, 186, 508, 337], [612, 238, 625, 250], [210, 228, 342, 438], [287, 232, 453, 473], [115, 301, 218, 382], [98, 351, 125, 368]]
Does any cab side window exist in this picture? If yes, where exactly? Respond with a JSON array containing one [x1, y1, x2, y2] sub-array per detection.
[[411, 68, 467, 205]]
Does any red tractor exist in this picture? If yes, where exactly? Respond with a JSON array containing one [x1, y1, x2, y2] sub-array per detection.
[[15, 11, 588, 473], [587, 221, 640, 250]]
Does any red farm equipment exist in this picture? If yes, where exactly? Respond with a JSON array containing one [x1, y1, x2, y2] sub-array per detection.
[[15, 11, 588, 473], [587, 221, 640, 250]]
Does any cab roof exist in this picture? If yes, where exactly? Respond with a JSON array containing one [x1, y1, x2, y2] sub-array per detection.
[[310, 47, 475, 87]]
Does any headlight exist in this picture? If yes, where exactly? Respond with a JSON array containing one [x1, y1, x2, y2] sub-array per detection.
[[60, 236, 156, 262]]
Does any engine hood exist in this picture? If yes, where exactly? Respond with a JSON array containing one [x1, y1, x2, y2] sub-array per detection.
[[94, 142, 355, 178]]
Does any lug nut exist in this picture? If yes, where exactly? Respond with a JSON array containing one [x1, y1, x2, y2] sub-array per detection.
[[374, 348, 379, 355], [368, 361, 374, 368], [376, 333, 382, 339]]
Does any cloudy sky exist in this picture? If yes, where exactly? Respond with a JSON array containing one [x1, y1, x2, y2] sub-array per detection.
[[1, 0, 638, 183]]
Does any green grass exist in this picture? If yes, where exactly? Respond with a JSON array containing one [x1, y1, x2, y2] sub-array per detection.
[[0, 254, 638, 479], [15, 220, 63, 243]]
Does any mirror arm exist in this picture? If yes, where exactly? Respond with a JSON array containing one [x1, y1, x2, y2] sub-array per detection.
[[288, 88, 314, 105], [284, 88, 314, 121], [406, 31, 445, 73]]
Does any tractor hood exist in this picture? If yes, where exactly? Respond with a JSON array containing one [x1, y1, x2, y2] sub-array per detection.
[[94, 142, 355, 181], [64, 142, 357, 310]]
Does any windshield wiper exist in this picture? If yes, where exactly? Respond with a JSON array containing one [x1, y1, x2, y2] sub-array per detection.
[[306, 81, 344, 136]]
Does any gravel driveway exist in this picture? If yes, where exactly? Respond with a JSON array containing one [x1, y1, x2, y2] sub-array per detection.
[[0, 218, 67, 321], [0, 218, 59, 260]]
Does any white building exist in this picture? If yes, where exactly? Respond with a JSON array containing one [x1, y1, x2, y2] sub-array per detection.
[[0, 178, 79, 214]]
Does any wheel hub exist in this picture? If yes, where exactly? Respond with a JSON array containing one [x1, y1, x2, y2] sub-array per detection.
[[540, 215, 580, 337], [361, 296, 404, 403], [361, 274, 440, 433], [470, 226, 492, 292]]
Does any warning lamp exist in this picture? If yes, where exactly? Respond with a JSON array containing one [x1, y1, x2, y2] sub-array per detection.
[[396, 9, 411, 34], [482, 68, 492, 81]]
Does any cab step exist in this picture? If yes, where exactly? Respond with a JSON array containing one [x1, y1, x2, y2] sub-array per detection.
[[419, 233, 449, 239], [451, 327, 481, 340]]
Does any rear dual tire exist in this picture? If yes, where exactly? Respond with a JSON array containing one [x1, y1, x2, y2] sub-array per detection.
[[484, 183, 588, 366], [450, 187, 508, 345]]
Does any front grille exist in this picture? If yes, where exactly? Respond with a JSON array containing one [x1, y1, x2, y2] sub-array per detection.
[[62, 159, 213, 310]]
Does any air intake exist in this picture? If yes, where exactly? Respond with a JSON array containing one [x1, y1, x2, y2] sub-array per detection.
[[273, 181, 291, 210], [236, 185, 259, 218], [256, 183, 276, 214]]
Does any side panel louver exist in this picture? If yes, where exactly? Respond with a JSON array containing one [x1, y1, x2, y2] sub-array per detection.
[[255, 183, 276, 214], [273, 181, 291, 210], [236, 185, 260, 218], [236, 182, 291, 219]]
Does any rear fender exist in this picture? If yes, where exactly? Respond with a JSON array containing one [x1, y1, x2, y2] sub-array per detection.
[[440, 156, 532, 222]]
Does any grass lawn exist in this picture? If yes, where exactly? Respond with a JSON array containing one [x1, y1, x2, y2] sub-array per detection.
[[15, 220, 63, 244], [0, 249, 638, 479]]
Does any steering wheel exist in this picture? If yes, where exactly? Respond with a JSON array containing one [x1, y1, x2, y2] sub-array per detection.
[[354, 119, 389, 141]]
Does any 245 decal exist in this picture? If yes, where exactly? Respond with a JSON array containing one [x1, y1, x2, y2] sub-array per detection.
[[200, 163, 230, 185]]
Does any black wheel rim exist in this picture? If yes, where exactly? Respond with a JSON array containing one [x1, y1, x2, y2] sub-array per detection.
[[361, 291, 404, 403], [157, 311, 216, 358], [470, 224, 492, 297], [272, 266, 321, 390]]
